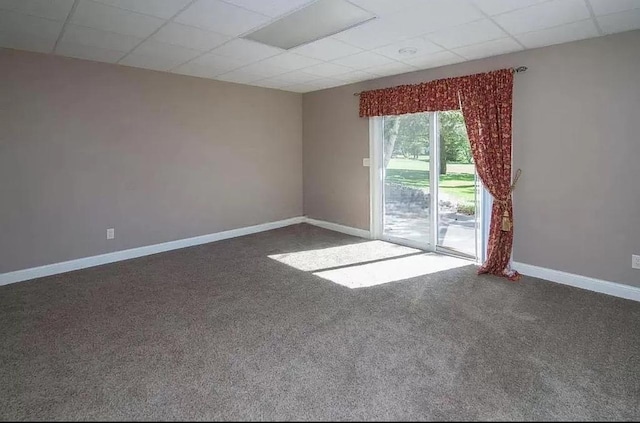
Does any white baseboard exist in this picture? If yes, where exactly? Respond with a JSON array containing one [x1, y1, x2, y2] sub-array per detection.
[[512, 261, 640, 302], [0, 216, 304, 286], [3, 217, 635, 304], [304, 218, 371, 239]]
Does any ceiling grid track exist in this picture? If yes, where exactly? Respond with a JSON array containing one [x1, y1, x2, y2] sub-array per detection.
[[52, 0, 80, 53], [584, 0, 604, 36], [470, 3, 526, 50], [115, 0, 199, 63]]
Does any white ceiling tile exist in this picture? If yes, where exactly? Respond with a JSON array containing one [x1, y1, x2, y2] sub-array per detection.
[[120, 52, 186, 71], [303, 62, 354, 77], [172, 62, 226, 78], [209, 38, 282, 64], [174, 0, 270, 36], [333, 69, 378, 83], [427, 19, 507, 49], [372, 36, 443, 60], [400, 50, 465, 68], [588, 0, 640, 16], [386, 0, 485, 36], [597, 8, 640, 33], [128, 38, 201, 63], [0, 9, 64, 39], [284, 77, 344, 92], [307, 77, 346, 88], [215, 69, 266, 83], [56, 41, 124, 63], [234, 61, 290, 78], [92, 0, 192, 19], [331, 18, 416, 49], [223, 0, 314, 18], [189, 52, 246, 72], [335, 0, 484, 49], [471, 0, 547, 16], [0, 30, 55, 53], [267, 70, 319, 84], [365, 61, 417, 77], [346, 0, 425, 15], [493, 0, 590, 35], [60, 24, 142, 52], [250, 78, 293, 89], [331, 51, 394, 69], [452, 37, 523, 60], [515, 19, 599, 48], [0, 0, 75, 21], [71, 0, 165, 38], [285, 78, 347, 92], [291, 38, 363, 61], [282, 84, 314, 93], [152, 22, 229, 51], [257, 52, 322, 71]]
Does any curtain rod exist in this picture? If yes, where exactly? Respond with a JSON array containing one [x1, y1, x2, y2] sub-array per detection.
[[352, 66, 528, 96]]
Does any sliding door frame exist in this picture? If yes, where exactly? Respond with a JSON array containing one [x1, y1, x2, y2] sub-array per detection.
[[429, 112, 439, 249], [369, 117, 384, 241], [370, 114, 486, 262]]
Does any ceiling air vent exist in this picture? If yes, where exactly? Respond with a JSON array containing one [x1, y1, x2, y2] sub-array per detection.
[[242, 0, 375, 50]]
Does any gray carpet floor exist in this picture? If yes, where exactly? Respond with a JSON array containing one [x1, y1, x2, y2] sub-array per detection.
[[1, 224, 639, 421]]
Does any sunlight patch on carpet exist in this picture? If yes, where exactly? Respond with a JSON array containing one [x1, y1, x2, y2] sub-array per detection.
[[313, 253, 470, 288], [269, 240, 471, 288], [268, 240, 420, 272]]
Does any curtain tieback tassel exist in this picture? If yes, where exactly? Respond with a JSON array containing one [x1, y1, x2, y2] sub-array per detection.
[[497, 168, 522, 232], [501, 209, 512, 232]]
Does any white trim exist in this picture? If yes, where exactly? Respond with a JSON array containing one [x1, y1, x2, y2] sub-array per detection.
[[4, 218, 635, 304], [480, 186, 492, 264], [305, 218, 371, 239], [0, 217, 304, 286], [369, 116, 383, 239], [13, 216, 640, 301], [429, 111, 439, 250], [512, 262, 640, 302], [382, 234, 429, 252]]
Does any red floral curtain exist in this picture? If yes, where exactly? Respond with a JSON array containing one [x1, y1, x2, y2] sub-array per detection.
[[458, 70, 519, 280], [359, 69, 520, 280]]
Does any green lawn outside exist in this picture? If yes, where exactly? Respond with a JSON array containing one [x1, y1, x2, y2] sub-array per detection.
[[385, 158, 476, 205]]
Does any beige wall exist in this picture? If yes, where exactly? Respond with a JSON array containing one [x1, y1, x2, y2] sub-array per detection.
[[0, 49, 302, 273], [303, 30, 640, 287]]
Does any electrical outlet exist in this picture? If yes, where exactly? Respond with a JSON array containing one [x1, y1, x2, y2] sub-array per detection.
[[107, 228, 115, 240], [633, 255, 640, 270], [363, 158, 371, 167]]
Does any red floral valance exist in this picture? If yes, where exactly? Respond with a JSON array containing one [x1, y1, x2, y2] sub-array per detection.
[[358, 70, 509, 117]]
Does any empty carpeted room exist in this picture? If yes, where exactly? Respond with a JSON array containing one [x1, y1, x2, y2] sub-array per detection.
[[1, 0, 639, 421]]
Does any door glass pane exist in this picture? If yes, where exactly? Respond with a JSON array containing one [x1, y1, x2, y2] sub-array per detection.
[[437, 110, 478, 258], [382, 112, 431, 245]]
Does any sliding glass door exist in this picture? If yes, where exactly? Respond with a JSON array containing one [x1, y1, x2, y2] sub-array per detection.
[[371, 111, 484, 260], [381, 112, 432, 249], [436, 111, 480, 258]]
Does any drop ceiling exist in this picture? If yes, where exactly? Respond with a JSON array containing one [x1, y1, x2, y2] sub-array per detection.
[[1, 0, 639, 93]]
